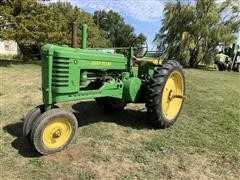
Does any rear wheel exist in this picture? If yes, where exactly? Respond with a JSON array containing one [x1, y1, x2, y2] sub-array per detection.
[[217, 63, 225, 71], [95, 97, 126, 112], [146, 60, 185, 128], [237, 64, 240, 72], [31, 109, 78, 155]]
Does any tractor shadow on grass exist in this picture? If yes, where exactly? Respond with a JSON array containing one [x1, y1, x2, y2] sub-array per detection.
[[3, 120, 41, 158], [72, 100, 153, 129], [3, 101, 153, 158]]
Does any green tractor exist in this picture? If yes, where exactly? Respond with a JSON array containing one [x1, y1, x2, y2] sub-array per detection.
[[23, 24, 186, 155], [215, 43, 240, 72]]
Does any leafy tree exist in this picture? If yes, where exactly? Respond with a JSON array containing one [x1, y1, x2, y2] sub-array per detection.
[[0, 0, 108, 59], [0, 0, 55, 58], [93, 10, 146, 48], [154, 0, 240, 67], [47, 2, 109, 48], [0, 1, 146, 60]]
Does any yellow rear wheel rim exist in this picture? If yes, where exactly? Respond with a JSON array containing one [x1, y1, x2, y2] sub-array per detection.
[[42, 118, 72, 149], [161, 71, 184, 121]]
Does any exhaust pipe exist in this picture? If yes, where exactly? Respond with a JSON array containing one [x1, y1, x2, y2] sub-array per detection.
[[71, 22, 87, 49], [72, 22, 78, 48]]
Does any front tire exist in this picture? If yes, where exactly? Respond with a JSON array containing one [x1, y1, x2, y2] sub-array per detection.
[[146, 60, 185, 129], [23, 105, 45, 137], [31, 109, 78, 155]]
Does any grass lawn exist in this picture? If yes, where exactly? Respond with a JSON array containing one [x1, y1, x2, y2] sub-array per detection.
[[0, 63, 240, 179]]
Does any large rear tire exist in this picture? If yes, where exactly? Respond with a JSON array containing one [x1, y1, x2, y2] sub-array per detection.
[[146, 60, 185, 129], [237, 64, 240, 72], [217, 63, 225, 71], [30, 109, 78, 155]]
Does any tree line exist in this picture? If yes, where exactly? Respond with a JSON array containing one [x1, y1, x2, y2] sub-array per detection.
[[0, 0, 146, 59], [0, 0, 239, 67], [154, 0, 239, 67]]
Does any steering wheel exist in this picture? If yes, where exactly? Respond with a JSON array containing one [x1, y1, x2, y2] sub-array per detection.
[[130, 37, 148, 58]]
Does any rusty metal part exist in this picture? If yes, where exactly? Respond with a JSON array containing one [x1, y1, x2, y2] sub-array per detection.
[[72, 22, 78, 48], [172, 94, 187, 100]]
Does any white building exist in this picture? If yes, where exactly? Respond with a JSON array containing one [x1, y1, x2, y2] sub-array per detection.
[[0, 40, 18, 55]]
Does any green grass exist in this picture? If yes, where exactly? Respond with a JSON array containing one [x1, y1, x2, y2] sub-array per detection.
[[0, 64, 240, 179]]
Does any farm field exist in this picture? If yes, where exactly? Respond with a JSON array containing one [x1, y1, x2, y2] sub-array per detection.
[[0, 63, 240, 179]]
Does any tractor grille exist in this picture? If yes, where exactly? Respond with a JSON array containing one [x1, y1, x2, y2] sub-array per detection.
[[52, 57, 69, 87]]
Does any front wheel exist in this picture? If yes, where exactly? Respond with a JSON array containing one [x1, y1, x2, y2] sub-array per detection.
[[30, 109, 78, 155], [23, 105, 45, 137], [146, 60, 186, 128]]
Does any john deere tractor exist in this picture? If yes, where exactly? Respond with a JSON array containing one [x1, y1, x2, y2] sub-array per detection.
[[23, 24, 186, 155], [215, 43, 240, 72]]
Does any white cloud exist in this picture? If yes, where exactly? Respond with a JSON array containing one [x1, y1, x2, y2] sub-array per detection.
[[73, 0, 165, 23]]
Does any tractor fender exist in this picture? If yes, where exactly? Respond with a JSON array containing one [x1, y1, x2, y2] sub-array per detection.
[[123, 77, 142, 102]]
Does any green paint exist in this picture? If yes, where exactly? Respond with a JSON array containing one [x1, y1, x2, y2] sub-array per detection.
[[214, 43, 240, 71], [145, 51, 162, 58], [138, 62, 155, 78], [82, 24, 87, 49], [41, 24, 162, 111], [123, 77, 142, 102]]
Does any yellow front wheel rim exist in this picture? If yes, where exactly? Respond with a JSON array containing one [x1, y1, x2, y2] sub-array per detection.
[[162, 71, 184, 121], [42, 118, 72, 149]]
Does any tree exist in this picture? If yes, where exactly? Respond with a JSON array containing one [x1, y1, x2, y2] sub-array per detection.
[[0, 1, 109, 59], [47, 2, 109, 48], [93, 10, 146, 48], [0, 0, 56, 58], [154, 0, 240, 67]]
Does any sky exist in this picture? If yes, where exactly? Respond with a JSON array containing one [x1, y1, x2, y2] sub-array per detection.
[[67, 0, 170, 50], [51, 0, 239, 49]]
